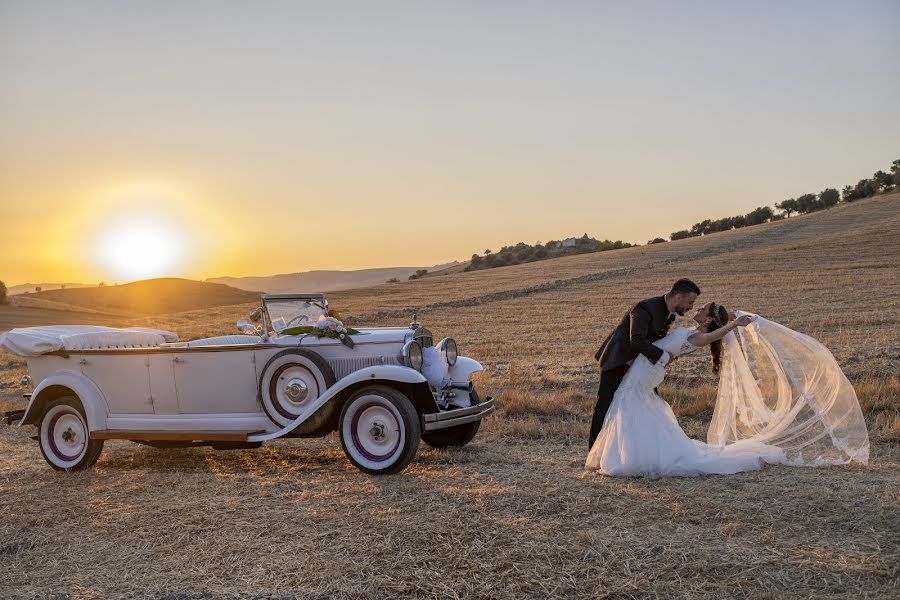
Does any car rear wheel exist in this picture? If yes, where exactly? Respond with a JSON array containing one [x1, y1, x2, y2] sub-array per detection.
[[38, 397, 104, 471], [259, 349, 336, 427], [339, 385, 421, 475]]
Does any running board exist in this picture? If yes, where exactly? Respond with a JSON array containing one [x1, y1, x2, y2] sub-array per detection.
[[90, 430, 262, 442]]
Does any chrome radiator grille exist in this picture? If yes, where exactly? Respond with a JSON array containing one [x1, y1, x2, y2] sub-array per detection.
[[328, 355, 403, 379]]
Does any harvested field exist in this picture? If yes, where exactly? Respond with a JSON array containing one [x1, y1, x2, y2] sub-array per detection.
[[1, 193, 898, 599]]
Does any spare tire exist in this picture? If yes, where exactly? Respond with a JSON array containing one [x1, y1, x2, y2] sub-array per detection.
[[258, 349, 336, 427]]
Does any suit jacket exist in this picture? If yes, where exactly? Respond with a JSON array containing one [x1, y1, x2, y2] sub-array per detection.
[[594, 295, 673, 371]]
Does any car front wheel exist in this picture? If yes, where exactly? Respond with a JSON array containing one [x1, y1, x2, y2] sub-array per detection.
[[423, 385, 484, 449], [339, 385, 421, 475], [38, 397, 104, 471]]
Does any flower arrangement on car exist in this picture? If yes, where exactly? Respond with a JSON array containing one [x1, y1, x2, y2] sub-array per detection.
[[280, 315, 362, 348]]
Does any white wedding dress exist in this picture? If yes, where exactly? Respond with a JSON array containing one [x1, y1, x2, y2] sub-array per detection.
[[585, 315, 869, 478]]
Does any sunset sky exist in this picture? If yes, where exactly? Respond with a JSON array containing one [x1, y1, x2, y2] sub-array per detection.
[[1, 1, 898, 286]]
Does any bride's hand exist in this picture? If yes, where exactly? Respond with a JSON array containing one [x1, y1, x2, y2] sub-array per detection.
[[733, 314, 755, 328]]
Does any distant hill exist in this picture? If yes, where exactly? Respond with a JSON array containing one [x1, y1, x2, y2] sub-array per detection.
[[0, 300, 130, 331], [9, 282, 94, 295], [26, 278, 261, 316], [10, 294, 124, 315], [206, 263, 460, 293]]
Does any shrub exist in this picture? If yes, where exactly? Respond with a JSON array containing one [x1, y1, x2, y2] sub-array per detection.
[[819, 188, 840, 208], [776, 198, 798, 218], [744, 206, 773, 225], [795, 193, 820, 214], [844, 179, 875, 202], [872, 170, 894, 192]]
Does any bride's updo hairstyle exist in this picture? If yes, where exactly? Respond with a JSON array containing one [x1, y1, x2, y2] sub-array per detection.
[[707, 302, 730, 374]]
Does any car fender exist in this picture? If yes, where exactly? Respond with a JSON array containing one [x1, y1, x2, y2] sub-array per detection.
[[448, 356, 483, 383], [248, 365, 428, 442], [20, 371, 108, 431]]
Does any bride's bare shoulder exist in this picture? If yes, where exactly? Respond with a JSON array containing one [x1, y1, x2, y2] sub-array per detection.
[[685, 327, 704, 343]]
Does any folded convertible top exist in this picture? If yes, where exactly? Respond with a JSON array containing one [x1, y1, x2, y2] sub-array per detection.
[[0, 325, 179, 357]]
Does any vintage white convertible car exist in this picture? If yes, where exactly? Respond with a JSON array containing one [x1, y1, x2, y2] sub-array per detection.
[[1, 294, 494, 474]]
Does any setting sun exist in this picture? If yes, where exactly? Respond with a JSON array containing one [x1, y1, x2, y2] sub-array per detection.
[[94, 221, 184, 281]]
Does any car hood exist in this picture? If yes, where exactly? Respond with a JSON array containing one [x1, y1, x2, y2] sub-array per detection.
[[275, 326, 413, 347]]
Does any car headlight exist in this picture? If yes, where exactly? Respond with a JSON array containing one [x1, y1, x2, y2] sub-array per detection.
[[402, 340, 423, 371], [438, 337, 458, 366]]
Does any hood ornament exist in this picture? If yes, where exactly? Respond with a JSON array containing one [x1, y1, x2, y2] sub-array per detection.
[[410, 310, 421, 330]]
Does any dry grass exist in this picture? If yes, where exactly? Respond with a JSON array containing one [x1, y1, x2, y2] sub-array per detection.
[[1, 193, 899, 598]]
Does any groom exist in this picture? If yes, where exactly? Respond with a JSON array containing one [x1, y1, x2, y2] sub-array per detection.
[[589, 278, 701, 448]]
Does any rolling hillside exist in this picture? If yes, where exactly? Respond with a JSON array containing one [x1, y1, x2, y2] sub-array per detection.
[[7, 282, 94, 295], [206, 262, 460, 293], [21, 277, 261, 317], [326, 192, 900, 331]]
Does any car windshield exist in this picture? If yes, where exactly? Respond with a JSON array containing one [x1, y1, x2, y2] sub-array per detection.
[[264, 297, 328, 332]]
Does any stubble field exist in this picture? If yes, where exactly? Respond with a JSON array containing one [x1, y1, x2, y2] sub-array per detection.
[[1, 194, 898, 599]]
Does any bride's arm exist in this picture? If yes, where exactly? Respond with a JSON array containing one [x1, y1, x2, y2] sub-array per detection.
[[687, 314, 754, 347]]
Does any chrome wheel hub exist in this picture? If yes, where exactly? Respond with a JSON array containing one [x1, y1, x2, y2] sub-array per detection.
[[346, 399, 404, 464], [284, 378, 309, 402]]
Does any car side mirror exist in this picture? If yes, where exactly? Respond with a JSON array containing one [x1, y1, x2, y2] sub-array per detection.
[[249, 308, 262, 323]]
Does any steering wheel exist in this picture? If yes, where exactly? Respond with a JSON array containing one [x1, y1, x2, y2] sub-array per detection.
[[284, 314, 310, 328]]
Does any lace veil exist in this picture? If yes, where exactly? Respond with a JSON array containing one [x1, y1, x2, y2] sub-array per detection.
[[708, 312, 869, 465]]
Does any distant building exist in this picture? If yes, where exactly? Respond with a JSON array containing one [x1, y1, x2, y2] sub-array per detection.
[[561, 237, 578, 248]]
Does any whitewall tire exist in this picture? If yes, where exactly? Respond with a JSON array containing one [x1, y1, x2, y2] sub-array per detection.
[[259, 350, 336, 427], [339, 386, 421, 475], [38, 397, 104, 471]]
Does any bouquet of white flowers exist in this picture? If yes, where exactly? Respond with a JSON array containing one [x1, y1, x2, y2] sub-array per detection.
[[280, 315, 362, 348]]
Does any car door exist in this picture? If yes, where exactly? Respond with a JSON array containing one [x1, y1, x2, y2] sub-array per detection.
[[148, 353, 180, 414], [79, 353, 154, 414], [172, 349, 259, 414]]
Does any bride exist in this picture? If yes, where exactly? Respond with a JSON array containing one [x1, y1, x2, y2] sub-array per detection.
[[585, 302, 870, 478]]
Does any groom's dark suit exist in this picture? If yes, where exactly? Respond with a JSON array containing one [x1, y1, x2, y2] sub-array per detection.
[[589, 295, 674, 448]]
